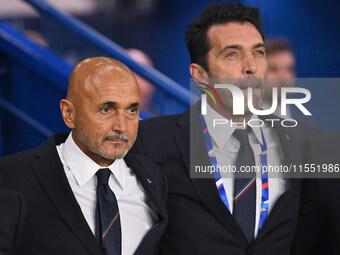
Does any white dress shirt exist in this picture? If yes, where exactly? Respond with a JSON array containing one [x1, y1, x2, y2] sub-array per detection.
[[56, 133, 156, 255], [203, 104, 286, 238]]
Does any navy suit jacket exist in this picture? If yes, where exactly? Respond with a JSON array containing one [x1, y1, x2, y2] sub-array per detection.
[[294, 131, 340, 255], [131, 103, 315, 255], [0, 188, 28, 255], [0, 133, 167, 255]]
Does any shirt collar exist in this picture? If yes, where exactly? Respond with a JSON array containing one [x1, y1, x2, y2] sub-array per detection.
[[203, 104, 263, 148], [62, 133, 126, 190]]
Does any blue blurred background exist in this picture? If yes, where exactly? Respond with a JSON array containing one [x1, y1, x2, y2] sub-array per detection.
[[0, 0, 339, 156]]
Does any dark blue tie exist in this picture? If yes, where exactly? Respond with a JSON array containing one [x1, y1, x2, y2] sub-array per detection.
[[95, 168, 121, 255], [233, 128, 256, 243]]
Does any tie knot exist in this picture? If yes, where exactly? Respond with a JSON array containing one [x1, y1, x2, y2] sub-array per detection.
[[233, 127, 251, 145], [96, 168, 111, 185]]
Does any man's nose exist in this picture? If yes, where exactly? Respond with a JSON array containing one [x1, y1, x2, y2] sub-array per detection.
[[242, 54, 257, 76], [112, 111, 127, 133]]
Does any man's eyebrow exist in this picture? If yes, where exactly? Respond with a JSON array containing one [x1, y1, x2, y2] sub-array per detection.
[[101, 101, 117, 107], [218, 44, 242, 55], [129, 102, 140, 108], [101, 101, 140, 108], [253, 43, 266, 49], [218, 43, 266, 55]]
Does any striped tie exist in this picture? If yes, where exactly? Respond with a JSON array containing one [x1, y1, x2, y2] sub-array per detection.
[[233, 128, 256, 243], [95, 168, 121, 255]]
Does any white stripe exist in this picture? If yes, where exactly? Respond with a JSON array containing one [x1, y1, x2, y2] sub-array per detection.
[[235, 178, 255, 199], [102, 213, 119, 237]]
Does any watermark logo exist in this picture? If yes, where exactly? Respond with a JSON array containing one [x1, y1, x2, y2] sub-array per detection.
[[198, 82, 222, 109], [201, 84, 311, 116]]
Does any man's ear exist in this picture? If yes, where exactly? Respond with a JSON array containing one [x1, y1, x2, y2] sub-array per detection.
[[189, 63, 210, 88], [60, 99, 76, 129]]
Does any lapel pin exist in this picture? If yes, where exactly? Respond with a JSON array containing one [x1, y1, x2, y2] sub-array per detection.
[[285, 134, 291, 140], [147, 178, 152, 184]]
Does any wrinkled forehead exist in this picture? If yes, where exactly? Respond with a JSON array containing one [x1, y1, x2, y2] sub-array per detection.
[[84, 69, 139, 105], [207, 22, 264, 47], [82, 62, 139, 91]]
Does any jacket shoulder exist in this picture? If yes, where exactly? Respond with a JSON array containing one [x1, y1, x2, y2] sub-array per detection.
[[0, 148, 36, 169], [306, 131, 340, 163], [0, 133, 67, 169], [140, 114, 183, 131], [311, 131, 340, 147]]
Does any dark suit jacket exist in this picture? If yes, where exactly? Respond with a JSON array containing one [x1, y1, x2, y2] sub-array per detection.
[[131, 104, 314, 255], [291, 110, 322, 138], [0, 133, 168, 255], [294, 131, 340, 255], [0, 188, 28, 255]]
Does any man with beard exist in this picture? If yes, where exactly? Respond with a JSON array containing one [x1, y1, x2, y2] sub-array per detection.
[[132, 2, 311, 254], [0, 57, 167, 255]]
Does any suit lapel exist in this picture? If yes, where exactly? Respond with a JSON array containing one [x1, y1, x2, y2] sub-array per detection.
[[173, 104, 248, 245], [256, 116, 303, 240], [124, 153, 167, 223], [259, 114, 304, 168], [124, 153, 167, 254], [268, 117, 304, 189], [32, 134, 103, 255], [173, 109, 304, 244], [274, 123, 304, 166]]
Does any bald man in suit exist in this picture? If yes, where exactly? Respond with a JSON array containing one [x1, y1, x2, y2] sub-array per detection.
[[0, 57, 167, 255]]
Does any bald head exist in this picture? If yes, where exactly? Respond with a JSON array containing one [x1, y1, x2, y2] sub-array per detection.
[[67, 57, 139, 104], [60, 57, 141, 166]]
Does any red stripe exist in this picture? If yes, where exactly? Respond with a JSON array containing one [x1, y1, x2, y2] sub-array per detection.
[[102, 215, 120, 240], [205, 83, 223, 106], [235, 179, 256, 202], [217, 185, 221, 189], [262, 183, 269, 189], [203, 128, 208, 133]]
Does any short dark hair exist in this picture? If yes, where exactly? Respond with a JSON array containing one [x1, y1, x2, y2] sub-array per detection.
[[185, 2, 264, 71], [265, 37, 293, 56]]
